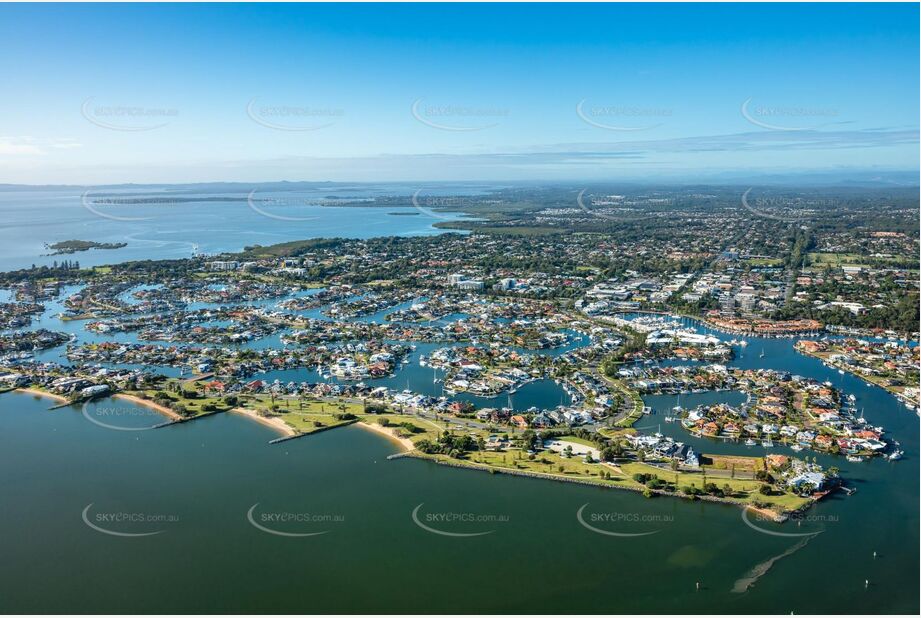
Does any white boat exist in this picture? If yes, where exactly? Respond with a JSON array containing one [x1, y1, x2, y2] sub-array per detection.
[[790, 443, 804, 452], [846, 455, 864, 463], [761, 439, 774, 448], [744, 438, 756, 446], [888, 450, 903, 461], [838, 369, 845, 375], [848, 394, 856, 402]]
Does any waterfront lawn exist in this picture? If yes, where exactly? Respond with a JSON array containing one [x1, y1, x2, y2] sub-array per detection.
[[241, 396, 364, 434], [619, 461, 810, 511], [361, 412, 444, 443], [700, 453, 764, 477], [427, 448, 810, 513], [440, 447, 621, 482], [129, 388, 235, 418]]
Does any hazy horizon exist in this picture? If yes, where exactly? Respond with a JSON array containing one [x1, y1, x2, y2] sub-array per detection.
[[1, 3, 918, 185]]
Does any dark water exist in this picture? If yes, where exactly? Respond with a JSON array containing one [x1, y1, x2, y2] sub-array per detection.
[[1, 330, 919, 613], [1, 308, 918, 612]]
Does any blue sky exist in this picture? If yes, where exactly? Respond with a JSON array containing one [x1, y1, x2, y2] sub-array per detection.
[[0, 2, 918, 184]]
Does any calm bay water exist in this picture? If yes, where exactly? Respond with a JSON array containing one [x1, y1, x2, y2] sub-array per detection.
[[1, 330, 918, 612], [0, 186, 479, 271]]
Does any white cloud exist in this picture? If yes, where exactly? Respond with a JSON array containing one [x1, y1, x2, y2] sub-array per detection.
[[0, 136, 82, 156]]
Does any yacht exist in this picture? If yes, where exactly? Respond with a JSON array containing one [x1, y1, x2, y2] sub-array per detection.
[[846, 455, 864, 463], [761, 439, 774, 448], [888, 450, 903, 461], [790, 443, 804, 452], [744, 438, 756, 447]]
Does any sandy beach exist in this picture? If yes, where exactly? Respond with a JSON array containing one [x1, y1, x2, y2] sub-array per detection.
[[743, 504, 787, 523], [112, 393, 183, 421], [14, 387, 69, 404], [231, 407, 295, 437], [356, 421, 415, 452]]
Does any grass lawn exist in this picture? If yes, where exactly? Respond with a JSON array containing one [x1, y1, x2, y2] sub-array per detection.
[[130, 389, 234, 418], [240, 396, 364, 433], [806, 252, 871, 268], [448, 447, 618, 480], [617, 461, 809, 511], [424, 447, 811, 513], [556, 435, 600, 448], [700, 453, 765, 475], [362, 412, 445, 443], [747, 257, 784, 267]]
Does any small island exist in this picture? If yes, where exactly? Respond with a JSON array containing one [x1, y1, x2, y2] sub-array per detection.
[[44, 240, 127, 255]]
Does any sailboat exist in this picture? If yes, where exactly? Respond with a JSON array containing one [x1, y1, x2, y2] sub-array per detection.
[[672, 392, 683, 416], [759, 348, 765, 358]]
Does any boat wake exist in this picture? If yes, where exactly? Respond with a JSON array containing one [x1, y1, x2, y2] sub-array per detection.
[[731, 535, 818, 593]]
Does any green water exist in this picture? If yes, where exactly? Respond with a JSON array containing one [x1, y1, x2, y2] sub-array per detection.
[[1, 358, 918, 615]]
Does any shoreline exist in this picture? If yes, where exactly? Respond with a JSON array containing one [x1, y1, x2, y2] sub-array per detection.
[[113, 393, 182, 421], [231, 407, 295, 437], [795, 346, 919, 407], [406, 451, 806, 518], [355, 421, 415, 452], [609, 309, 825, 339], [13, 387, 69, 404]]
